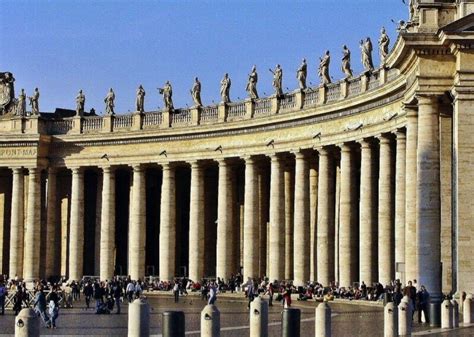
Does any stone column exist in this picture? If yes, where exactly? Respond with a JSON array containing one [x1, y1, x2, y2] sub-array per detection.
[[405, 104, 418, 283], [69, 167, 84, 281], [216, 159, 233, 279], [24, 168, 42, 282], [316, 148, 335, 285], [159, 163, 176, 281], [378, 135, 395, 285], [284, 165, 294, 280], [243, 156, 259, 281], [309, 162, 318, 282], [189, 161, 205, 281], [269, 154, 285, 281], [9, 168, 24, 279], [338, 143, 358, 288], [293, 151, 310, 286], [45, 168, 57, 279], [394, 130, 406, 283], [129, 164, 146, 280], [416, 95, 441, 300], [359, 139, 377, 285], [100, 166, 115, 281]]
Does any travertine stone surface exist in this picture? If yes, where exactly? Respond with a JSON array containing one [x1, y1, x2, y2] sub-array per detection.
[[23, 168, 41, 282], [129, 165, 146, 280], [309, 161, 318, 282], [216, 159, 233, 279], [269, 154, 285, 281], [243, 156, 259, 281], [44, 168, 57, 279], [395, 131, 406, 283], [317, 148, 335, 285], [69, 167, 84, 281], [189, 161, 205, 281], [284, 166, 294, 280], [359, 139, 377, 285], [159, 163, 176, 281], [100, 166, 115, 281], [9, 168, 24, 279]]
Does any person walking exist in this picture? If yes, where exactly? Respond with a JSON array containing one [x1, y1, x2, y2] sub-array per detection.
[[266, 282, 274, 307], [48, 287, 60, 329], [208, 282, 217, 305], [0, 282, 6, 315], [126, 281, 135, 303], [112, 282, 123, 314], [83, 281, 93, 309], [34, 285, 51, 328], [173, 281, 179, 303]]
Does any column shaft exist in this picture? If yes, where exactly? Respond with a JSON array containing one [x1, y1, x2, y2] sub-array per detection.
[[416, 95, 441, 299], [243, 157, 259, 281], [269, 155, 285, 281], [293, 152, 310, 286], [69, 167, 84, 281], [309, 164, 318, 282], [129, 165, 146, 280], [216, 160, 233, 279], [359, 140, 377, 285], [317, 148, 335, 285], [284, 167, 294, 280], [159, 164, 176, 281], [395, 131, 406, 283], [45, 168, 57, 278], [378, 136, 395, 285], [189, 162, 205, 281], [405, 106, 418, 282], [100, 167, 115, 280], [9, 168, 24, 279], [24, 168, 42, 282]]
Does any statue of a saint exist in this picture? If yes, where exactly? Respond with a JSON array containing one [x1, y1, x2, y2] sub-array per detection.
[[158, 81, 174, 111], [76, 90, 85, 116], [341, 45, 353, 79], [296, 58, 307, 90], [136, 85, 145, 112], [104, 88, 115, 115], [270, 64, 283, 97], [378, 27, 390, 65], [220, 73, 231, 103], [16, 88, 26, 116], [29, 87, 40, 115], [246, 65, 258, 99], [191, 77, 202, 107], [360, 37, 374, 72], [319, 51, 331, 85]]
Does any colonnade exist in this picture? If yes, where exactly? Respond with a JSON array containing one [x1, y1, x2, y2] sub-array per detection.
[[0, 96, 445, 300]]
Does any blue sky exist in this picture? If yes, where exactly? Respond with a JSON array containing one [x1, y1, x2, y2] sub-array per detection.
[[1, 0, 407, 114]]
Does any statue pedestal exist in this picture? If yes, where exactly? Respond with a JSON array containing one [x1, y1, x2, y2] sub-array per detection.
[[131, 112, 142, 131], [318, 86, 327, 105], [294, 89, 304, 110], [162, 109, 171, 128], [218, 103, 227, 123], [245, 99, 254, 119], [340, 80, 349, 99], [270, 95, 279, 114], [191, 106, 201, 125]]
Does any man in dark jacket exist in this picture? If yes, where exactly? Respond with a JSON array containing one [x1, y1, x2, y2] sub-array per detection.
[[34, 285, 50, 328], [112, 282, 123, 314]]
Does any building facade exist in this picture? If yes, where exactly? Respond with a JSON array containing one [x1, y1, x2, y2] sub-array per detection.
[[1, 1, 474, 301]]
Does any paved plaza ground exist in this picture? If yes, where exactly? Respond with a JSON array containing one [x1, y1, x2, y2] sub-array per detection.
[[0, 293, 472, 336]]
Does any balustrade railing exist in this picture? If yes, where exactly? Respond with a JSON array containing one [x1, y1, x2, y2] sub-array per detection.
[[254, 98, 271, 116], [200, 105, 218, 123], [227, 102, 246, 119], [326, 84, 340, 102], [113, 114, 133, 129], [48, 118, 74, 135], [82, 116, 103, 132], [368, 73, 379, 91], [280, 93, 296, 112], [348, 78, 362, 97], [303, 89, 319, 107], [171, 109, 191, 126], [143, 111, 163, 127]]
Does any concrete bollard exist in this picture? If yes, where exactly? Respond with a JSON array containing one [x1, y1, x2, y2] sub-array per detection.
[[250, 296, 268, 337], [201, 304, 220, 337], [464, 297, 472, 324], [15, 308, 39, 337], [384, 302, 398, 337], [441, 299, 453, 329], [282, 308, 300, 337], [128, 298, 150, 337], [451, 299, 459, 328], [315, 302, 331, 337], [162, 311, 185, 337], [398, 300, 412, 337]]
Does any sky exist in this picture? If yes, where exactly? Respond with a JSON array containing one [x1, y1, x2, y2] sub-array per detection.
[[1, 0, 408, 115]]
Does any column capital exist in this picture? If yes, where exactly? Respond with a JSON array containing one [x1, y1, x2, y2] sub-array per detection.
[[11, 167, 23, 174], [70, 166, 84, 175], [356, 137, 376, 149], [376, 133, 395, 144], [216, 158, 229, 166], [292, 150, 308, 160], [268, 152, 282, 162], [337, 142, 356, 153], [242, 155, 257, 165], [393, 129, 407, 140], [416, 93, 440, 106], [131, 163, 145, 172], [27, 167, 40, 175], [101, 166, 116, 174], [189, 160, 204, 170], [315, 146, 332, 157], [160, 161, 176, 171]]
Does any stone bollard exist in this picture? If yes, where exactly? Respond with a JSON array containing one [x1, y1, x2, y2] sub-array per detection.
[[399, 300, 412, 337], [128, 298, 150, 337], [441, 299, 453, 329], [15, 308, 39, 337], [384, 302, 398, 337], [315, 302, 331, 337], [282, 308, 301, 337], [162, 311, 185, 337], [451, 299, 459, 328], [250, 296, 268, 337], [201, 304, 220, 337], [464, 297, 472, 324]]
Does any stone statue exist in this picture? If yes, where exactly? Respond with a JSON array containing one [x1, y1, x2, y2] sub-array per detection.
[[136, 85, 145, 112], [220, 73, 231, 103], [158, 81, 174, 110], [0, 72, 15, 115], [378, 27, 390, 65], [270, 64, 283, 97], [296, 58, 307, 90], [360, 37, 374, 72], [190, 77, 202, 107], [76, 89, 85, 116], [29, 87, 40, 115], [341, 45, 353, 79], [246, 65, 258, 99], [104, 88, 115, 115], [16, 88, 26, 116], [319, 51, 331, 85]]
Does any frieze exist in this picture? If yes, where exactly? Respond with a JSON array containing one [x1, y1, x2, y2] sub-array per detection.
[[0, 147, 37, 157]]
